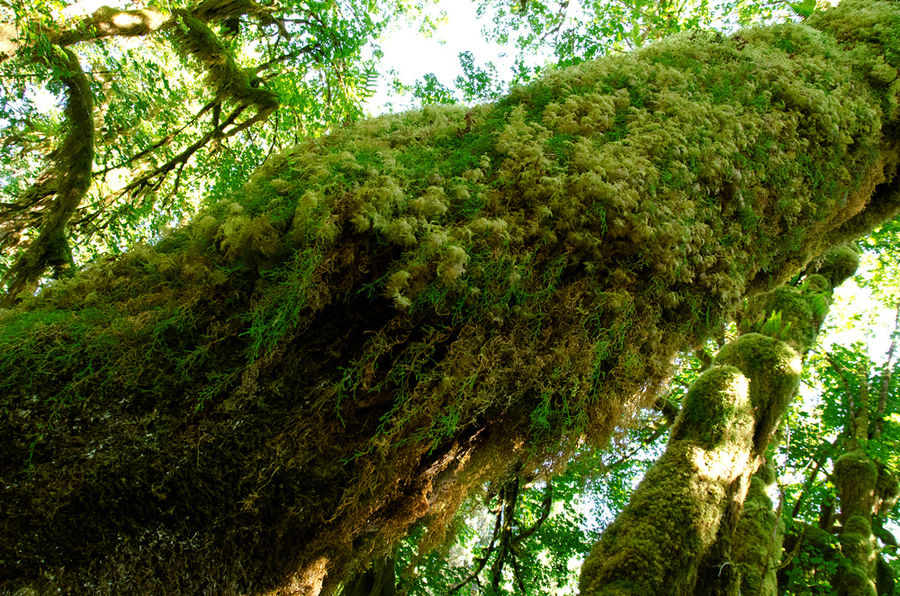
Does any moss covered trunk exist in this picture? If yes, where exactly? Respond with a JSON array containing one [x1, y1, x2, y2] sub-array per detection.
[[833, 370, 900, 594], [579, 247, 858, 594], [1, 1, 900, 593]]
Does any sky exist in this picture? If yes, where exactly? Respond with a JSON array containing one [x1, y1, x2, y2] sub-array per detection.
[[365, 2, 505, 114]]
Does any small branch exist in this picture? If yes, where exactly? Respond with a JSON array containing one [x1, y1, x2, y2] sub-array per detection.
[[490, 477, 520, 591], [509, 552, 528, 594], [263, 109, 280, 163], [823, 350, 859, 432], [449, 500, 503, 594], [511, 481, 553, 547], [600, 421, 672, 472], [790, 436, 839, 518], [119, 105, 244, 198], [94, 99, 218, 176], [872, 301, 900, 439]]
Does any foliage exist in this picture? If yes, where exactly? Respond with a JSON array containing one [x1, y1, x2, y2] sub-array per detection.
[[778, 321, 900, 594], [393, 396, 676, 594], [389, 0, 818, 108], [0, 0, 426, 297]]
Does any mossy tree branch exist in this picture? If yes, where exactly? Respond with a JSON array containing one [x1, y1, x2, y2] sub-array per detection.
[[1, 46, 93, 306], [581, 247, 858, 594]]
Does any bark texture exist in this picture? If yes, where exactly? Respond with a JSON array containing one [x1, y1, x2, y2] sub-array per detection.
[[1, 1, 900, 594]]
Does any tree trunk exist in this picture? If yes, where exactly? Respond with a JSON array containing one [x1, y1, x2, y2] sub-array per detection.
[[580, 246, 858, 594], [1, 1, 900, 594]]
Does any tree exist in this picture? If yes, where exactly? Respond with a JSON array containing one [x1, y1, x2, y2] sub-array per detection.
[[1, 0, 900, 593], [0, 0, 413, 303], [579, 244, 860, 593]]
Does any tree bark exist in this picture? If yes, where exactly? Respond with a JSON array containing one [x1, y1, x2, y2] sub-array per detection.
[[1, 1, 900, 594]]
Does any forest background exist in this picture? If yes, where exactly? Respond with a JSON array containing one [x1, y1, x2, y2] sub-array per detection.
[[1, 0, 899, 593]]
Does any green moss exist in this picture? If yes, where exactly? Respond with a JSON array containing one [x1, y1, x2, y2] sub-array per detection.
[[733, 466, 781, 596], [840, 565, 878, 596], [836, 450, 880, 495], [672, 365, 755, 448], [714, 334, 800, 423], [739, 245, 859, 354], [817, 244, 861, 286], [580, 364, 754, 593], [2, 1, 900, 592]]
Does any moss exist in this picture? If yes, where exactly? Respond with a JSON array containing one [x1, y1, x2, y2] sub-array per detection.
[[739, 245, 859, 354], [835, 451, 880, 595], [671, 365, 755, 449], [817, 244, 861, 287], [836, 449, 880, 512], [840, 565, 878, 596], [713, 334, 800, 449], [732, 466, 781, 596], [2, 1, 900, 592], [580, 364, 754, 594], [1, 47, 94, 305]]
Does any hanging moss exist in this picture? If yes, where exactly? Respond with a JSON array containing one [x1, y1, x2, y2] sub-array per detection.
[[1, 1, 900, 593], [168, 10, 277, 135]]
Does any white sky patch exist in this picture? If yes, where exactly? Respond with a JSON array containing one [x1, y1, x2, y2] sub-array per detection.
[[26, 85, 61, 114], [63, 0, 121, 18], [820, 253, 896, 362], [365, 3, 516, 115]]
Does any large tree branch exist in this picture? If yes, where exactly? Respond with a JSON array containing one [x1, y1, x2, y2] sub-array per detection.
[[1, 0, 271, 62]]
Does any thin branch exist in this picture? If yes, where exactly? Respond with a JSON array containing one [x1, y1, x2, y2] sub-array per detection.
[[263, 109, 280, 163], [252, 43, 321, 75], [449, 500, 503, 593], [823, 350, 859, 431], [490, 477, 520, 591], [600, 421, 672, 472], [511, 481, 553, 547], [120, 105, 244, 197], [873, 301, 900, 439], [94, 99, 218, 176], [509, 552, 528, 594], [70, 105, 245, 230], [790, 436, 839, 519]]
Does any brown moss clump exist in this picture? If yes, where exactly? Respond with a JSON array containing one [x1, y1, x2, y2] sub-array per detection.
[[1, 1, 900, 593]]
